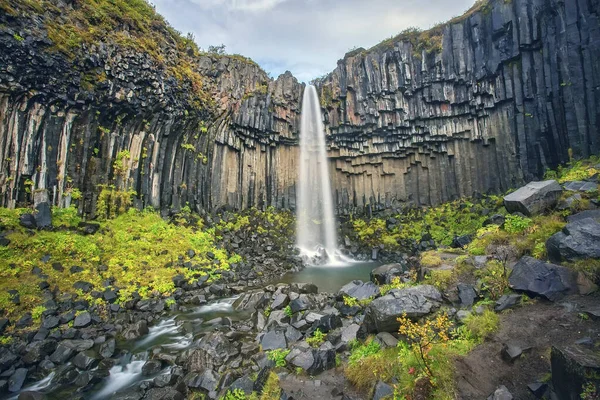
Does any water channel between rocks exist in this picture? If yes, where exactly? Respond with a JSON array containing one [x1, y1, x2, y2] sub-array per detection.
[[4, 261, 379, 400]]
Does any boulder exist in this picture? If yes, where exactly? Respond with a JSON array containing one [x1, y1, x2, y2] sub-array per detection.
[[457, 284, 477, 308], [72, 350, 99, 370], [143, 388, 184, 400], [546, 218, 600, 263], [494, 294, 522, 312], [362, 285, 442, 333], [0, 348, 17, 371], [563, 181, 598, 192], [260, 330, 287, 351], [551, 345, 600, 400], [487, 385, 513, 400], [373, 381, 394, 400], [78, 222, 100, 235], [509, 256, 578, 301], [289, 295, 312, 313], [34, 202, 52, 228], [503, 180, 562, 216], [22, 340, 57, 364], [99, 338, 116, 358], [8, 368, 28, 392], [567, 210, 600, 223], [184, 369, 219, 392], [183, 332, 236, 372], [73, 311, 92, 328], [122, 320, 149, 340], [451, 235, 473, 249], [370, 263, 406, 285], [142, 360, 163, 376], [19, 214, 37, 229], [339, 280, 380, 301]]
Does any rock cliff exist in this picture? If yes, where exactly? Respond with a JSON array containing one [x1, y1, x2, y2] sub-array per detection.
[[0, 0, 599, 215]]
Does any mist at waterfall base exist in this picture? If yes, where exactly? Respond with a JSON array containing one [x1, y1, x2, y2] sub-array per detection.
[[296, 85, 351, 266]]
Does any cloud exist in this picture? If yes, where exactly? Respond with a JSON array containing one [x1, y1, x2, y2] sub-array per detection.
[[152, 0, 476, 82]]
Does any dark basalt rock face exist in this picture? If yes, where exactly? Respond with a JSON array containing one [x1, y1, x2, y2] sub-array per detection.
[[1, 0, 599, 215]]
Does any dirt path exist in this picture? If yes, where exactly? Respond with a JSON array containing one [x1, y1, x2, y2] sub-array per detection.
[[455, 293, 600, 399], [279, 368, 366, 400]]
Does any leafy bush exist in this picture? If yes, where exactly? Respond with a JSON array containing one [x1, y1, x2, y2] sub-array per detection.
[[463, 310, 499, 343], [348, 338, 381, 365], [475, 261, 509, 300], [306, 328, 326, 348], [504, 214, 533, 234], [267, 349, 290, 367]]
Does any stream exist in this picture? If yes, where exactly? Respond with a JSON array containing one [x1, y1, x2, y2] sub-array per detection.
[[3, 261, 378, 400]]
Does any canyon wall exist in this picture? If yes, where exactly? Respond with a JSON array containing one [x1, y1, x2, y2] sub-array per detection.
[[317, 0, 600, 210], [0, 0, 599, 216]]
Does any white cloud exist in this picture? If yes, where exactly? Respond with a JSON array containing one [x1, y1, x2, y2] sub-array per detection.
[[152, 0, 476, 81]]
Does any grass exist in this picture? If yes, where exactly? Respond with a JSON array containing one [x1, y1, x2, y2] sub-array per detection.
[[463, 310, 499, 343], [0, 206, 239, 324]]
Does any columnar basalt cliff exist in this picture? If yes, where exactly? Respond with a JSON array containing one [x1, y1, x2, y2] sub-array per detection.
[[0, 0, 599, 215], [316, 0, 600, 210]]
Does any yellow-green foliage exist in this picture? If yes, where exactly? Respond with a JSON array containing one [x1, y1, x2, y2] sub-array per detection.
[[379, 274, 416, 296], [266, 349, 290, 367], [475, 261, 509, 300], [96, 185, 136, 220], [352, 197, 495, 249], [306, 328, 326, 348], [217, 207, 295, 248], [420, 251, 443, 268], [0, 207, 239, 322], [463, 310, 499, 343], [260, 372, 281, 400], [345, 346, 401, 390], [567, 259, 600, 284], [503, 214, 532, 234], [544, 155, 600, 183], [423, 269, 455, 291]]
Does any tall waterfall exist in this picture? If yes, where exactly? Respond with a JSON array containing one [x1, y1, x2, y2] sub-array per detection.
[[296, 85, 339, 264]]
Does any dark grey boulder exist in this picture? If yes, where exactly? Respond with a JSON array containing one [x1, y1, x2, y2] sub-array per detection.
[[311, 314, 342, 334], [73, 311, 92, 328], [8, 368, 28, 392], [567, 210, 600, 223], [34, 202, 52, 228], [501, 344, 523, 362], [270, 293, 289, 310], [563, 181, 598, 192], [483, 214, 505, 227], [122, 320, 148, 340], [451, 235, 473, 249], [99, 338, 116, 358], [509, 257, 578, 301], [551, 345, 600, 400], [494, 294, 522, 312], [141, 360, 163, 376], [19, 214, 36, 229], [144, 388, 184, 400], [228, 375, 254, 395], [487, 385, 513, 400], [339, 280, 380, 301], [370, 263, 406, 285], [73, 281, 93, 293], [78, 222, 100, 235], [260, 330, 287, 351], [183, 332, 235, 373], [289, 295, 312, 313], [363, 285, 442, 333], [72, 350, 99, 370], [41, 315, 60, 330], [0, 348, 17, 371], [184, 369, 219, 392], [22, 340, 57, 364], [0, 318, 7, 334], [527, 382, 548, 398], [49, 343, 75, 364], [504, 180, 562, 216], [546, 218, 600, 263], [373, 381, 394, 400], [18, 391, 48, 400], [457, 284, 477, 308]]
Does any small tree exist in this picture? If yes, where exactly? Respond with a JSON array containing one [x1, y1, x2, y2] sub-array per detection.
[[397, 313, 452, 377], [208, 44, 226, 55]]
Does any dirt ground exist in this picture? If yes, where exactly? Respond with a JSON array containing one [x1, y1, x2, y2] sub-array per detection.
[[280, 293, 600, 400], [455, 293, 600, 399]]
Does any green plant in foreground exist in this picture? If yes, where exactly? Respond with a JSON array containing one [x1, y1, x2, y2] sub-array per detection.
[[463, 310, 499, 343], [31, 305, 46, 321], [0, 336, 13, 346], [284, 305, 293, 317], [475, 261, 509, 300], [267, 348, 290, 367], [348, 337, 381, 365], [504, 214, 533, 234], [306, 328, 326, 348]]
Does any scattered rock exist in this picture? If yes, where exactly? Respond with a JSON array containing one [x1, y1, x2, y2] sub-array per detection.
[[260, 330, 287, 351], [8, 368, 28, 392], [122, 320, 149, 340], [72, 351, 99, 370], [363, 285, 442, 333], [546, 218, 600, 262], [370, 263, 405, 285], [78, 222, 100, 235], [527, 382, 548, 398], [451, 235, 473, 248], [567, 209, 600, 223], [551, 345, 600, 400], [142, 360, 163, 376], [501, 344, 523, 363], [73, 311, 92, 328], [34, 202, 52, 228], [487, 385, 513, 400], [503, 180, 562, 216], [509, 256, 579, 301], [372, 381, 394, 400], [457, 284, 477, 308], [19, 214, 36, 229], [494, 294, 522, 312]]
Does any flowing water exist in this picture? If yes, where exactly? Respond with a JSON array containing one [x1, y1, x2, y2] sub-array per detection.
[[296, 85, 341, 264]]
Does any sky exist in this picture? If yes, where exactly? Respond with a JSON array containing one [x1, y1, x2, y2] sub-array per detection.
[[151, 0, 476, 83]]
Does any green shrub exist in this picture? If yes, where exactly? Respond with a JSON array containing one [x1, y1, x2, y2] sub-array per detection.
[[266, 349, 290, 367], [475, 261, 509, 300], [348, 337, 381, 365], [306, 328, 326, 348], [463, 310, 499, 343], [504, 214, 533, 234]]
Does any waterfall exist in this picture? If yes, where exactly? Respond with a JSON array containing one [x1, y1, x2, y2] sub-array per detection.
[[296, 85, 339, 264]]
